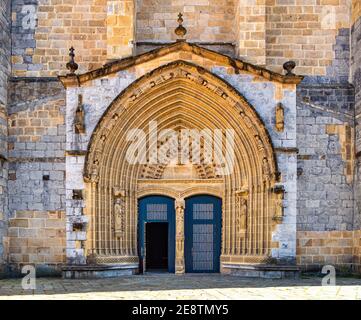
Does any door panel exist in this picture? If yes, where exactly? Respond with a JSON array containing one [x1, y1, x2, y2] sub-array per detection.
[[185, 195, 222, 273], [138, 196, 175, 273]]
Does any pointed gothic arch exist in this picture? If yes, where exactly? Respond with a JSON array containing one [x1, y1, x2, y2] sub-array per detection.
[[84, 60, 282, 266]]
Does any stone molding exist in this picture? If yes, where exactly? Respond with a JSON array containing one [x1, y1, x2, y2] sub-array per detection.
[[58, 42, 304, 88]]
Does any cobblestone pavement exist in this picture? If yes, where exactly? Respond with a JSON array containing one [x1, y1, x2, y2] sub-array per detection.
[[0, 274, 361, 300]]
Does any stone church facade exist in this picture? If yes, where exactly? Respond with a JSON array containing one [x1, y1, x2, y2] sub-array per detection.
[[0, 0, 361, 277]]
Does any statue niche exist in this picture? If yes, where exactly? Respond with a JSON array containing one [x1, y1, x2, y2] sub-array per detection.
[[113, 188, 126, 237], [272, 186, 285, 223], [235, 189, 248, 237]]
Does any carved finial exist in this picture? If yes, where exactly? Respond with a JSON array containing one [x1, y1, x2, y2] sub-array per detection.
[[66, 47, 79, 75], [175, 13, 187, 41], [283, 61, 296, 76]]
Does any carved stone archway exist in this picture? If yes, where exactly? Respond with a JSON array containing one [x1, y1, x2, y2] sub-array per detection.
[[84, 60, 281, 268]]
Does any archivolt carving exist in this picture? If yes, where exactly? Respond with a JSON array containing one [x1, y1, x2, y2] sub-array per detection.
[[137, 187, 179, 200], [85, 61, 277, 182], [180, 187, 223, 199], [139, 134, 221, 180], [83, 60, 279, 261]]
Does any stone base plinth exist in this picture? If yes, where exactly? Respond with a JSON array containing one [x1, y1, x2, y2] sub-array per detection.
[[222, 264, 300, 279], [62, 264, 138, 279]]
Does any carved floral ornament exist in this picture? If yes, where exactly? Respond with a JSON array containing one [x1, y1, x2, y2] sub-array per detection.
[[84, 61, 277, 183]]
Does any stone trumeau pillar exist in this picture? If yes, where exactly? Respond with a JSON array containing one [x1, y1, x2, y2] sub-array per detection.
[[106, 0, 135, 61], [0, 0, 11, 274], [175, 200, 185, 274]]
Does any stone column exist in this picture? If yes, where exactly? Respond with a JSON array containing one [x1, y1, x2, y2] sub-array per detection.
[[175, 200, 185, 274]]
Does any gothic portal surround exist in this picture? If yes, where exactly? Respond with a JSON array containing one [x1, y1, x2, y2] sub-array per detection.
[[60, 44, 301, 275]]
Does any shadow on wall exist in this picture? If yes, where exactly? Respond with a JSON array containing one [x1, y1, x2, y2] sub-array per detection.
[[0, 263, 62, 279]]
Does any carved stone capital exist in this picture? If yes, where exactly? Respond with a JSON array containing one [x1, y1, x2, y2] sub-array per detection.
[[113, 187, 126, 198], [235, 187, 249, 198], [175, 199, 185, 211]]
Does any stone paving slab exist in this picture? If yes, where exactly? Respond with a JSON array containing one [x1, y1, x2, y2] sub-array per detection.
[[0, 274, 361, 300]]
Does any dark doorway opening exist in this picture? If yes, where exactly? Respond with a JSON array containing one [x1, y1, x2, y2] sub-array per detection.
[[145, 223, 168, 271]]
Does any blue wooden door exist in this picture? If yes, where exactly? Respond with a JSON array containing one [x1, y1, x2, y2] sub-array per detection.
[[185, 195, 222, 273], [138, 196, 175, 273]]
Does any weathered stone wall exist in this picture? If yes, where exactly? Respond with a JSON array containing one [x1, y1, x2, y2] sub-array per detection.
[[352, 230, 361, 273], [294, 0, 357, 271], [297, 231, 354, 272], [236, 0, 266, 65], [7, 78, 66, 271], [107, 0, 135, 59], [297, 81, 355, 232], [9, 0, 354, 77], [297, 230, 361, 273], [0, 0, 11, 274], [266, 0, 351, 76], [352, 1, 361, 230], [136, 0, 236, 43], [11, 0, 108, 77], [8, 210, 65, 275]]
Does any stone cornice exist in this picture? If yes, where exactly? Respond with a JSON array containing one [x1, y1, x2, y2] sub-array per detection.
[[58, 42, 304, 88], [274, 147, 299, 154], [65, 150, 87, 156]]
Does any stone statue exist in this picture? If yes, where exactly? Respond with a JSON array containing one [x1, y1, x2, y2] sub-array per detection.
[[74, 95, 85, 134], [262, 157, 270, 180], [255, 135, 265, 152], [175, 201, 185, 274], [273, 197, 284, 222], [275, 103, 284, 132], [90, 159, 99, 182], [240, 112, 252, 128], [176, 204, 184, 237], [114, 197, 125, 235], [237, 198, 248, 233]]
